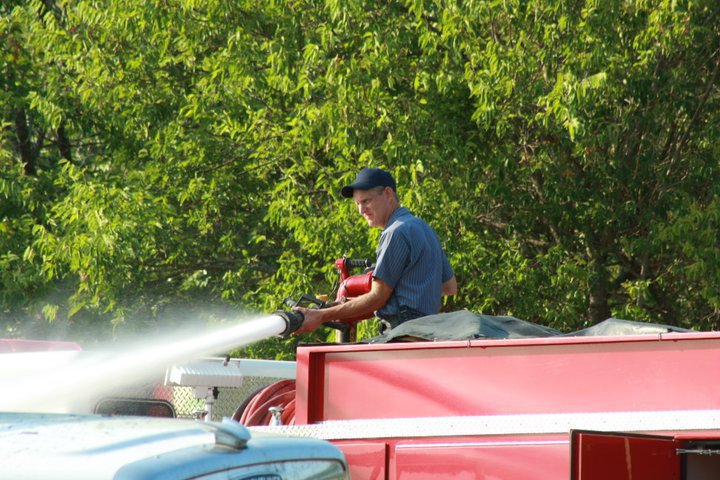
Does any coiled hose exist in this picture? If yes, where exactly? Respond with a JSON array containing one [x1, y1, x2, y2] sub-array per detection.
[[233, 379, 296, 426]]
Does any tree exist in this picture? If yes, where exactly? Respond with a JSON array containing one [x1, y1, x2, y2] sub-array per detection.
[[437, 0, 720, 329]]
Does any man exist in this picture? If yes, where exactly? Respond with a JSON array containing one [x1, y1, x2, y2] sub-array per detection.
[[294, 167, 457, 334]]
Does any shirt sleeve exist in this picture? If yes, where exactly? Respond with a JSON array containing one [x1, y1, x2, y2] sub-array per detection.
[[441, 251, 454, 283], [373, 228, 410, 290]]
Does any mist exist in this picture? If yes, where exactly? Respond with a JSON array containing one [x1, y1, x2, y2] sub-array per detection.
[[0, 313, 288, 414]]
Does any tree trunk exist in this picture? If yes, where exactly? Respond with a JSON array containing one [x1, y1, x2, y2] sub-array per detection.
[[586, 243, 612, 324], [14, 108, 36, 176], [588, 262, 612, 324], [56, 122, 73, 162]]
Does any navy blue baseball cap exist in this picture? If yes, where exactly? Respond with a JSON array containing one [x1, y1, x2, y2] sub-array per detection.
[[341, 168, 396, 198]]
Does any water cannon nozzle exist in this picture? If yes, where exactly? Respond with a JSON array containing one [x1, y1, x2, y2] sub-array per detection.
[[272, 310, 305, 336]]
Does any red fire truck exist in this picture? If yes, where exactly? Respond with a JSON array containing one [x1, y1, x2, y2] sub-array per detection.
[[251, 323, 720, 479], [5, 255, 720, 479], [6, 316, 718, 478]]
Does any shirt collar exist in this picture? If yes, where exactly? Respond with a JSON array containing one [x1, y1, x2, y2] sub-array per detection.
[[383, 206, 410, 230]]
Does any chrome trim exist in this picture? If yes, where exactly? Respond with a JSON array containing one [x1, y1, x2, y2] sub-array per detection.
[[252, 409, 720, 440]]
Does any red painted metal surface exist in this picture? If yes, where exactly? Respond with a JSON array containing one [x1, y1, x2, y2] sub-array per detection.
[[333, 442, 388, 480], [392, 435, 568, 480], [295, 332, 720, 423], [292, 331, 720, 479], [570, 430, 680, 480], [334, 435, 569, 480]]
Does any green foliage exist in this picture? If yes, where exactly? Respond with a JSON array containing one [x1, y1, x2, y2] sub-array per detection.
[[1, 0, 719, 355]]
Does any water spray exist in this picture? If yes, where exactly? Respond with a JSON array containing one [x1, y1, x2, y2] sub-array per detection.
[[0, 311, 306, 414]]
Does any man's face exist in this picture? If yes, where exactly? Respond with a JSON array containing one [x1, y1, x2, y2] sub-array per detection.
[[353, 187, 393, 228]]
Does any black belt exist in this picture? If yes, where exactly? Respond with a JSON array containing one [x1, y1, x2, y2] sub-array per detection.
[[378, 306, 426, 332]]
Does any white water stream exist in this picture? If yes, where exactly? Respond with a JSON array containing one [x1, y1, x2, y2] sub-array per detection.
[[0, 314, 288, 413]]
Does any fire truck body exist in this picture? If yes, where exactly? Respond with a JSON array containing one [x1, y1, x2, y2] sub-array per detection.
[[256, 330, 720, 479], [5, 314, 720, 478]]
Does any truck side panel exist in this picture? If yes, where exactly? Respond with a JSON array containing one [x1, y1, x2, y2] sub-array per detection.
[[393, 437, 567, 480], [296, 333, 720, 423], [290, 332, 720, 479]]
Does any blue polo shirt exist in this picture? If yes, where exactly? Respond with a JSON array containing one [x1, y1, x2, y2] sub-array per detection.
[[373, 207, 454, 319]]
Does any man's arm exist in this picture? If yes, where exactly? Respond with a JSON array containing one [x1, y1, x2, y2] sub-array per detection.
[[441, 275, 458, 296], [293, 277, 393, 334]]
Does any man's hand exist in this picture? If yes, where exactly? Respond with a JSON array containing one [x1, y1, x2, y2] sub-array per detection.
[[291, 307, 327, 334], [291, 278, 393, 335]]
